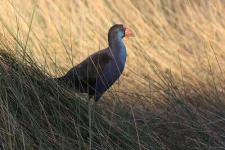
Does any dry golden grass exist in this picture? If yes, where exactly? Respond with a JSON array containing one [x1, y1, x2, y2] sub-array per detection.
[[1, 0, 225, 100]]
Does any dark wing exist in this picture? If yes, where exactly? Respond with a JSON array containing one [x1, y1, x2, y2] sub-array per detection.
[[62, 48, 111, 91], [68, 48, 111, 79]]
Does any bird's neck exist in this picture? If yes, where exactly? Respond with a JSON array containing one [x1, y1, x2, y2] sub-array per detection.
[[108, 37, 127, 73], [108, 37, 126, 58]]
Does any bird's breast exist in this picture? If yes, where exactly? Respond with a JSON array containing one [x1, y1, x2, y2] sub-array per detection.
[[107, 41, 127, 81], [107, 52, 126, 81]]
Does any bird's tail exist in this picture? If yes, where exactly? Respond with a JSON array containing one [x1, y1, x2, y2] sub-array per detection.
[[53, 76, 67, 86], [54, 75, 76, 89]]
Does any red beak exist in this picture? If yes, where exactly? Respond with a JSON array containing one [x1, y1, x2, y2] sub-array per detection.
[[123, 26, 135, 37]]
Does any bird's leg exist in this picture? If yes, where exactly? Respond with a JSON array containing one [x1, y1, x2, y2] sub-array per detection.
[[88, 95, 93, 101], [86, 95, 92, 106], [87, 95, 92, 150]]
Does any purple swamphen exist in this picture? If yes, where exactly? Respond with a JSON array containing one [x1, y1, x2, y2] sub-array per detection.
[[55, 24, 135, 101]]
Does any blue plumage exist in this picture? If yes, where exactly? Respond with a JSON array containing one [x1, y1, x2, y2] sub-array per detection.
[[55, 24, 134, 101]]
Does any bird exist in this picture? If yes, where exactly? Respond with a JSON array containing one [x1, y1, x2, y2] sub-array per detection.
[[55, 24, 135, 102]]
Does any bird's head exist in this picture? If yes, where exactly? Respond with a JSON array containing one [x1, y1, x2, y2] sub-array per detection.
[[108, 24, 135, 39]]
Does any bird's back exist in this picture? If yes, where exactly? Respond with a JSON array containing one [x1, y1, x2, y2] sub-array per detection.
[[56, 48, 112, 94]]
